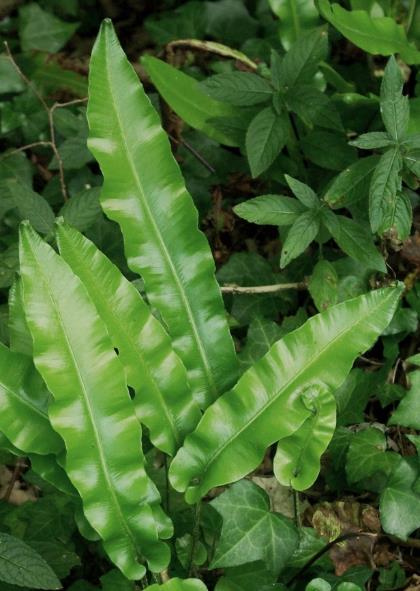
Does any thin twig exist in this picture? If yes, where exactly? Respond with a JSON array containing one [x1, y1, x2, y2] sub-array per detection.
[[0, 141, 53, 161], [169, 134, 215, 173], [4, 41, 48, 111], [221, 282, 307, 294]]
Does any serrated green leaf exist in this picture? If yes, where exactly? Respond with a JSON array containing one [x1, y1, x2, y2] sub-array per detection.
[[88, 20, 238, 408], [380, 56, 409, 141], [324, 156, 380, 208], [268, 0, 320, 50], [201, 72, 273, 106], [7, 178, 55, 236], [19, 224, 171, 579], [49, 137, 93, 171], [210, 480, 298, 575], [309, 260, 338, 311], [274, 382, 336, 490], [323, 212, 386, 272], [276, 27, 328, 89], [369, 147, 403, 234], [234, 194, 306, 226], [142, 56, 239, 147], [317, 0, 420, 64], [246, 107, 289, 177], [280, 210, 320, 268], [19, 3, 79, 53], [301, 130, 357, 171], [0, 532, 61, 590], [285, 175, 319, 208], [57, 222, 200, 456], [170, 286, 402, 503], [285, 85, 342, 131], [349, 132, 394, 149], [380, 458, 420, 539], [59, 187, 102, 232]]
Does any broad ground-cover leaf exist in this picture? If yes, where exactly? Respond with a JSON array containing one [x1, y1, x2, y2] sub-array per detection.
[[0, 532, 61, 590], [274, 383, 336, 490], [0, 343, 62, 456], [380, 459, 420, 539], [57, 223, 200, 456], [142, 56, 239, 147], [19, 224, 170, 580], [389, 369, 420, 429], [318, 0, 420, 64], [170, 286, 401, 503], [88, 20, 238, 408], [215, 561, 276, 591], [210, 480, 298, 575], [146, 579, 208, 590]]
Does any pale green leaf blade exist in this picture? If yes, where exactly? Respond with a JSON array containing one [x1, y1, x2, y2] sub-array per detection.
[[170, 286, 402, 503], [268, 0, 320, 50], [0, 342, 62, 457], [210, 480, 298, 574], [246, 107, 289, 177], [280, 210, 320, 268], [142, 56, 239, 147], [57, 222, 200, 456], [146, 579, 208, 591], [19, 224, 170, 579], [317, 0, 420, 64], [234, 194, 306, 226], [0, 532, 61, 590], [369, 147, 403, 234], [8, 278, 33, 356], [274, 383, 336, 490], [88, 20, 238, 408]]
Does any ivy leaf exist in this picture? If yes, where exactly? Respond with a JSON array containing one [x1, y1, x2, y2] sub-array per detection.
[[246, 107, 289, 177], [285, 175, 319, 208], [309, 260, 338, 311], [369, 147, 403, 234], [380, 459, 420, 539], [346, 428, 399, 488], [210, 480, 299, 575], [274, 383, 336, 490], [215, 561, 276, 591], [349, 132, 394, 149], [324, 156, 380, 208], [19, 3, 79, 53], [268, 0, 320, 50], [0, 532, 61, 590], [389, 369, 420, 429], [380, 56, 409, 142], [201, 72, 273, 106], [322, 212, 386, 273], [280, 210, 320, 268], [234, 194, 306, 226]]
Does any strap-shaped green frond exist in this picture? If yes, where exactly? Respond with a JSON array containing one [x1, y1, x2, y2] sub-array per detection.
[[170, 286, 402, 503], [87, 20, 238, 408], [19, 223, 171, 580], [0, 343, 62, 456], [56, 222, 200, 456]]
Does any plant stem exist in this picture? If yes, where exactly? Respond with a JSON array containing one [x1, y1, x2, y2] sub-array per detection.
[[221, 282, 307, 294], [292, 488, 301, 529], [188, 501, 202, 577]]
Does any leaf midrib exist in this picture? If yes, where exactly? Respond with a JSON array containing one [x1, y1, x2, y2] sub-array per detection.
[[105, 46, 218, 403]]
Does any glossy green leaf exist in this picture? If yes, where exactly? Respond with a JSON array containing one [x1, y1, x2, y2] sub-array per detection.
[[324, 156, 380, 208], [0, 342, 62, 457], [146, 580, 208, 591], [369, 147, 403, 234], [29, 453, 77, 497], [88, 20, 238, 408], [380, 458, 420, 539], [308, 260, 338, 311], [142, 56, 239, 147], [246, 107, 289, 177], [19, 3, 79, 53], [268, 0, 320, 50], [19, 224, 171, 579], [317, 0, 420, 64], [389, 369, 420, 429], [57, 222, 200, 456], [0, 532, 61, 590], [234, 194, 306, 226], [201, 72, 273, 106], [210, 480, 298, 574], [280, 210, 320, 268], [170, 286, 401, 503], [306, 580, 331, 591], [9, 278, 33, 356], [274, 382, 336, 490]]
